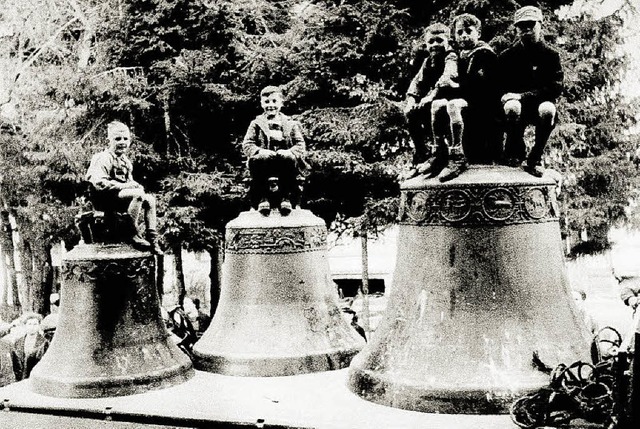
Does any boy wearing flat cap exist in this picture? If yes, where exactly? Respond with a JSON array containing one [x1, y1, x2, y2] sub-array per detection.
[[498, 5, 564, 177]]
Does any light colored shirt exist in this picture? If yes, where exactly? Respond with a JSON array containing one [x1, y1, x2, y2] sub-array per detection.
[[86, 149, 135, 191]]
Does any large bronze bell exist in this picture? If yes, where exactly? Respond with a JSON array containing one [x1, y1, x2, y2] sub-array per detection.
[[348, 165, 591, 413], [29, 244, 194, 398], [193, 209, 366, 376]]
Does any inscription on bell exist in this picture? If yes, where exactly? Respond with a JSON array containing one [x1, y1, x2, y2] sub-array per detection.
[[440, 190, 471, 222], [524, 188, 548, 219], [225, 226, 327, 254], [482, 188, 515, 221], [407, 191, 430, 222]]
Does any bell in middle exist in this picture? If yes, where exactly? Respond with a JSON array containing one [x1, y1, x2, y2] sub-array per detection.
[[193, 209, 366, 376]]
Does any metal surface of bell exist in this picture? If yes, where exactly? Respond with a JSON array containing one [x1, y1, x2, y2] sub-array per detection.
[[348, 165, 592, 414], [30, 244, 194, 398], [193, 209, 366, 376]]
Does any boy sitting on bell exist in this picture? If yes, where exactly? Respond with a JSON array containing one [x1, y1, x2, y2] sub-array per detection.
[[404, 23, 460, 178], [434, 13, 501, 182], [242, 86, 309, 216]]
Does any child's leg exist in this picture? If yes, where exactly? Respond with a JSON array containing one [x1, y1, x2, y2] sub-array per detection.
[[118, 188, 145, 236], [415, 99, 449, 176], [528, 101, 557, 167], [249, 152, 276, 212], [430, 99, 449, 143], [275, 151, 298, 211], [405, 102, 432, 164], [447, 98, 467, 152], [437, 99, 468, 182], [502, 100, 527, 165]]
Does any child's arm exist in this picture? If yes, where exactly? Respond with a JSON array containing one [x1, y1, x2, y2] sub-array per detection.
[[404, 59, 428, 113], [620, 278, 640, 308], [436, 51, 459, 89], [286, 120, 306, 160], [242, 120, 266, 158]]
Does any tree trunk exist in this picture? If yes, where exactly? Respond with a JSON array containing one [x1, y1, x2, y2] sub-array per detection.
[[172, 244, 186, 305], [208, 241, 222, 319], [0, 210, 21, 321], [20, 240, 35, 312], [162, 94, 179, 156], [8, 214, 27, 311], [360, 228, 370, 334], [156, 254, 165, 296]]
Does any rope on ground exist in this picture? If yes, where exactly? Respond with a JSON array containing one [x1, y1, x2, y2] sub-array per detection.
[[510, 326, 629, 428]]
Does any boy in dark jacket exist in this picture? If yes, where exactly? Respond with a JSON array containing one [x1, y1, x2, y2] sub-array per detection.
[[498, 6, 564, 177], [242, 86, 309, 216], [403, 23, 459, 178], [437, 13, 501, 182]]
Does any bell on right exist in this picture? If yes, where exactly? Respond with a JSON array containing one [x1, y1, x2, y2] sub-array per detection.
[[348, 165, 592, 414]]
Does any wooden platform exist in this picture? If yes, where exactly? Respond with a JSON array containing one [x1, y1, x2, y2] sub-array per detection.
[[0, 369, 521, 428]]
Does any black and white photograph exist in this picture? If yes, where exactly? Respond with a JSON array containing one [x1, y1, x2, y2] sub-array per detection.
[[0, 0, 639, 427]]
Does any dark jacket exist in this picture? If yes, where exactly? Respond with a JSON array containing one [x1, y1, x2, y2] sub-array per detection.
[[457, 41, 500, 108], [11, 333, 49, 381], [242, 113, 310, 174], [498, 40, 564, 103], [406, 53, 448, 100]]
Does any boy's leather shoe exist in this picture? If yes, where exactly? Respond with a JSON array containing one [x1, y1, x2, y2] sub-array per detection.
[[130, 234, 151, 251], [523, 163, 544, 178], [279, 199, 292, 216], [258, 199, 271, 216], [438, 158, 467, 182]]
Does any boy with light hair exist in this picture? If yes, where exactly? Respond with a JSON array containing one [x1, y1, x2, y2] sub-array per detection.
[[242, 86, 309, 216], [404, 22, 460, 178], [86, 121, 161, 253]]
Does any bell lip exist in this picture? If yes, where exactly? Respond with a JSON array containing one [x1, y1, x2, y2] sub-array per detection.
[[28, 363, 195, 399], [347, 366, 546, 414], [400, 164, 556, 190], [192, 348, 362, 377]]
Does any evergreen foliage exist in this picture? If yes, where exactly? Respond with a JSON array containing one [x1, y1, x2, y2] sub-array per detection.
[[0, 0, 638, 312]]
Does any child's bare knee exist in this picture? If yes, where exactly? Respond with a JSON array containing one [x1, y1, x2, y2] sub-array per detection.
[[538, 102, 556, 124], [503, 100, 522, 119], [446, 99, 466, 123], [431, 99, 448, 113]]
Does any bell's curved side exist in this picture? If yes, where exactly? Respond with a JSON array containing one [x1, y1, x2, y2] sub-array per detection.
[[29, 244, 194, 398], [348, 165, 592, 414], [193, 209, 366, 377]]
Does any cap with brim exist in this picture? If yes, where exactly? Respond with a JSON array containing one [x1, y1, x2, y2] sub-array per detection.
[[514, 6, 543, 24]]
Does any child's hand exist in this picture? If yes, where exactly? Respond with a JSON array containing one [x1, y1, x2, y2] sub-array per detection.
[[629, 296, 639, 309], [276, 149, 295, 160], [403, 98, 416, 115], [436, 77, 459, 89], [501, 93, 522, 103]]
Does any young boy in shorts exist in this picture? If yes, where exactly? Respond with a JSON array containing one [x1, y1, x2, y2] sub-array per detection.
[[403, 23, 459, 178], [498, 6, 564, 177], [436, 13, 501, 182]]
